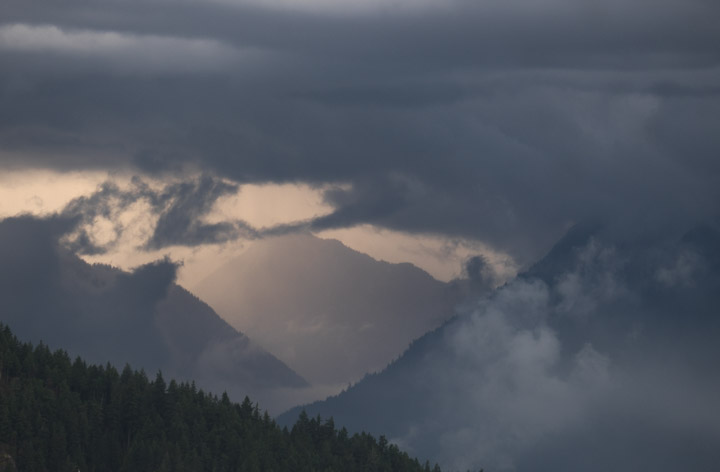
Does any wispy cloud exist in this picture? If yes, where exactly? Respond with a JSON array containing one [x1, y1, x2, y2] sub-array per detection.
[[0, 23, 241, 73]]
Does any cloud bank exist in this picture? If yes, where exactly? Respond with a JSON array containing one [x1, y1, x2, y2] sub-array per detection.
[[1, 0, 718, 263]]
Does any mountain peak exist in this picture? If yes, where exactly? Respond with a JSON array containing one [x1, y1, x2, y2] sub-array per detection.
[[194, 233, 456, 389]]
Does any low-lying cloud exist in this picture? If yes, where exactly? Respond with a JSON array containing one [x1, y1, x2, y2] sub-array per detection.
[[422, 231, 720, 470], [286, 225, 720, 471]]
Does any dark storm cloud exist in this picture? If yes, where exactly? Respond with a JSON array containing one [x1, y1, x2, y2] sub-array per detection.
[[444, 254, 501, 300], [3, 1, 720, 464], [1, 0, 720, 262], [142, 175, 245, 249], [60, 181, 140, 254], [463, 255, 498, 291]]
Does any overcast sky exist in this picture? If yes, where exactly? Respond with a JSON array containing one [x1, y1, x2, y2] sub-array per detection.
[[2, 0, 718, 274], [2, 2, 720, 469]]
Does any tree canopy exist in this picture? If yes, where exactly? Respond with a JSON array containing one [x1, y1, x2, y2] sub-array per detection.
[[0, 323, 440, 472]]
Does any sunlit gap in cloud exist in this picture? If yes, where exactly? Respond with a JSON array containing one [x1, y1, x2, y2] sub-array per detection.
[[0, 169, 110, 217], [69, 178, 338, 288], [172, 182, 519, 287], [0, 169, 518, 288], [206, 182, 335, 228]]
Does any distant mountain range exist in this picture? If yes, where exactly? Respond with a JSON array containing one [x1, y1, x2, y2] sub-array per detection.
[[194, 233, 459, 388], [0, 216, 306, 412], [279, 224, 720, 471]]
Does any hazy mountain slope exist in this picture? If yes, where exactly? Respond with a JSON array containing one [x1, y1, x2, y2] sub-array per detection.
[[194, 233, 457, 387], [279, 225, 720, 472], [0, 215, 306, 412], [155, 285, 308, 393]]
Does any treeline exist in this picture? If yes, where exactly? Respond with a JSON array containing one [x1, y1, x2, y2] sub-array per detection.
[[0, 324, 440, 472]]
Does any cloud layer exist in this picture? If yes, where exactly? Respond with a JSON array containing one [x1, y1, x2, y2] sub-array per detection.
[[1, 0, 718, 262]]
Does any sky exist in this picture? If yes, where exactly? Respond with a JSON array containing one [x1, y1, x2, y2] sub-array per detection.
[[2, 0, 718, 273], [0, 168, 515, 286], [1, 0, 720, 468]]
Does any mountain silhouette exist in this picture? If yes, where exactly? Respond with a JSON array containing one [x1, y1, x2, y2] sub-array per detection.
[[0, 215, 307, 413]]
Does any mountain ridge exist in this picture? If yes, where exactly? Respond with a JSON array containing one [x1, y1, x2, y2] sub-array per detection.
[[194, 233, 458, 388]]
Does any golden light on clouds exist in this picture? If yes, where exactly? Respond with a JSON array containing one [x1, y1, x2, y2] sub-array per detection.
[[0, 169, 110, 217], [0, 169, 517, 288], [317, 225, 518, 284], [208, 182, 334, 228]]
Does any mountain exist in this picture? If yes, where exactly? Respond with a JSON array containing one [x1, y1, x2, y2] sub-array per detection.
[[278, 224, 720, 472], [0, 216, 306, 413], [0, 323, 440, 472], [193, 233, 457, 388]]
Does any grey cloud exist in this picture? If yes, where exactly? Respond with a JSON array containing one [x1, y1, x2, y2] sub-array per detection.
[[464, 255, 496, 283], [142, 175, 245, 249], [463, 255, 499, 292], [1, 0, 719, 262], [59, 175, 260, 253], [57, 174, 324, 253], [60, 181, 138, 254], [2, 0, 717, 66], [445, 254, 501, 300], [114, 256, 179, 306]]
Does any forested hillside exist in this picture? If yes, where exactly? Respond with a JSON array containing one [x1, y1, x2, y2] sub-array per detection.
[[0, 324, 440, 472]]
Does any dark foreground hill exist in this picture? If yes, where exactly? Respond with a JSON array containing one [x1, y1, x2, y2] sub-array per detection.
[[0, 323, 441, 472]]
